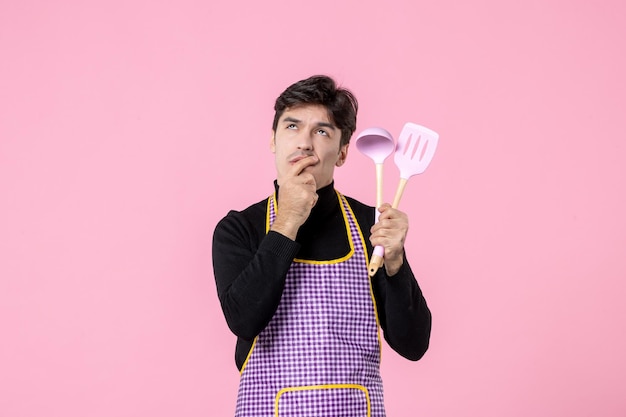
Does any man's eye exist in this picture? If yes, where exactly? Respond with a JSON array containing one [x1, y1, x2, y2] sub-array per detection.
[[317, 129, 328, 136], [287, 124, 297, 129]]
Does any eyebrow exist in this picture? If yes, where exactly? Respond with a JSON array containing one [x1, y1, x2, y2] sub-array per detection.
[[282, 117, 337, 130]]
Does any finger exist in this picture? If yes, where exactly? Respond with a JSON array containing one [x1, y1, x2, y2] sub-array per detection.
[[376, 209, 397, 223], [299, 172, 317, 187], [289, 155, 318, 176], [377, 204, 402, 221], [371, 229, 406, 249], [378, 207, 408, 223], [371, 217, 408, 235]]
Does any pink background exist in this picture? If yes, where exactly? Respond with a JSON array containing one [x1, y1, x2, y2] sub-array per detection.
[[1, 1, 625, 416]]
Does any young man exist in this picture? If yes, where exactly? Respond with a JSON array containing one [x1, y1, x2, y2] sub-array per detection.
[[212, 75, 431, 416]]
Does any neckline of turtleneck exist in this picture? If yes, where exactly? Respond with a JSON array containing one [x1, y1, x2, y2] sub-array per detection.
[[272, 180, 350, 259], [273, 180, 338, 220]]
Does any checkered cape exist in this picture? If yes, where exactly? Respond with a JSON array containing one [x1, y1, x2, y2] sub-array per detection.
[[234, 192, 385, 417]]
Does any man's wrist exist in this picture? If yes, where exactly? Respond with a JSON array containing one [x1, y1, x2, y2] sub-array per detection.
[[270, 218, 299, 241], [384, 257, 404, 277]]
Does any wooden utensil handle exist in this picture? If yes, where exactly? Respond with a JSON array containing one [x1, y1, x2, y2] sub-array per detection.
[[392, 177, 408, 209], [367, 177, 409, 276], [368, 254, 384, 277], [376, 163, 384, 208]]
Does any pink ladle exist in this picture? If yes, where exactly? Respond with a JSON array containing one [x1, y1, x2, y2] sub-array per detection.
[[355, 127, 395, 274], [355, 127, 395, 208]]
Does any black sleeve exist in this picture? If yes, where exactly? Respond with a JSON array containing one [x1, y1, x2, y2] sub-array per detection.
[[372, 260, 432, 361], [212, 209, 299, 341], [346, 196, 432, 361]]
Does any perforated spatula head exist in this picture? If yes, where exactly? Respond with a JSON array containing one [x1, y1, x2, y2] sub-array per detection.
[[394, 122, 439, 179]]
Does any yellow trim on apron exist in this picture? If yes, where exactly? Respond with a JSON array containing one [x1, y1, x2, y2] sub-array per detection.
[[275, 384, 371, 417], [239, 190, 382, 375]]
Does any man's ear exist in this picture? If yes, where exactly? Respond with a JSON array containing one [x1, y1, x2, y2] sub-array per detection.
[[270, 132, 276, 153], [336, 143, 349, 167]]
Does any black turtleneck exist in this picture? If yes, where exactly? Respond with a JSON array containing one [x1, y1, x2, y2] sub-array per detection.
[[288, 181, 352, 260], [212, 182, 431, 370]]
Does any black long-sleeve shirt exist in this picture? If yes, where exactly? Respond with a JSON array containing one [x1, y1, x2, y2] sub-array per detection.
[[212, 182, 431, 370]]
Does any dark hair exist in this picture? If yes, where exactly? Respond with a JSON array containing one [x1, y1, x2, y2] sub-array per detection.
[[272, 75, 358, 146]]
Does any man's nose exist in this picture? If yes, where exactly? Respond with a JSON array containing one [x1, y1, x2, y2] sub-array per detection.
[[297, 132, 314, 150]]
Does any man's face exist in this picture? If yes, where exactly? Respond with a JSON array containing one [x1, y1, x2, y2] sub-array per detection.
[[271, 104, 348, 189]]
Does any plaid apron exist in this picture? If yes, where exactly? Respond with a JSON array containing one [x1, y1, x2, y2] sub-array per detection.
[[234, 192, 385, 417]]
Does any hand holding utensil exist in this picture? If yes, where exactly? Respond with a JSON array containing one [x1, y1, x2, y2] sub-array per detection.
[[367, 122, 439, 276]]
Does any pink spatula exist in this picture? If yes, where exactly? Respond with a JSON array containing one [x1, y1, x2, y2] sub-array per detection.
[[367, 122, 439, 276]]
